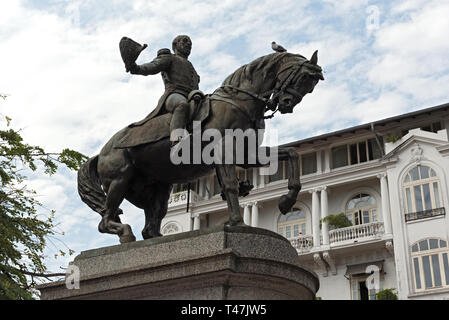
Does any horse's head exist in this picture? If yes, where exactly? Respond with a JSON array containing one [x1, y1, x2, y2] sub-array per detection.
[[273, 51, 324, 114]]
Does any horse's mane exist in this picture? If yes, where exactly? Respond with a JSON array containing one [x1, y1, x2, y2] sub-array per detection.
[[222, 52, 307, 87]]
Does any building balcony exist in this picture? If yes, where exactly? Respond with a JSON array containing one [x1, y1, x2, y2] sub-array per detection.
[[168, 190, 202, 208], [405, 207, 446, 222], [290, 235, 314, 253], [329, 221, 385, 246]]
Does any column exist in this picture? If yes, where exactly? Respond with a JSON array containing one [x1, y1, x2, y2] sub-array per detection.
[[252, 168, 258, 189], [205, 176, 212, 199], [251, 202, 259, 227], [316, 150, 322, 174], [320, 186, 329, 245], [258, 168, 265, 188], [378, 173, 393, 234], [445, 119, 449, 141], [243, 204, 251, 226], [324, 149, 331, 172], [199, 178, 205, 198], [310, 189, 321, 247], [193, 213, 201, 230]]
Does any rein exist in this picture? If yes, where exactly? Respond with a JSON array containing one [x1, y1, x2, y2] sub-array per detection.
[[212, 58, 309, 121], [215, 85, 278, 120]]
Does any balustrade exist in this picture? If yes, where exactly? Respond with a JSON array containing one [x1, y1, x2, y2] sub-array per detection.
[[329, 222, 384, 244], [290, 235, 314, 253]]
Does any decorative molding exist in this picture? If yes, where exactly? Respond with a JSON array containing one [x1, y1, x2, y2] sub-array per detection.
[[251, 201, 262, 208], [436, 144, 449, 157], [161, 221, 182, 235], [191, 213, 201, 219], [385, 240, 394, 256], [322, 251, 337, 275], [376, 172, 387, 180], [313, 253, 328, 277], [410, 143, 425, 163]]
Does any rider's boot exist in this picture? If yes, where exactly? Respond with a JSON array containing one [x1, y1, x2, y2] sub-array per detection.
[[170, 102, 190, 149]]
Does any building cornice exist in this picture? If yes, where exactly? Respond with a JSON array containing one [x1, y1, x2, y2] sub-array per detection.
[[182, 159, 397, 216]]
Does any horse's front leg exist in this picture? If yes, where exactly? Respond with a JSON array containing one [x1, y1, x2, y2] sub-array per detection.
[[215, 164, 244, 226], [241, 145, 301, 215], [277, 147, 301, 214]]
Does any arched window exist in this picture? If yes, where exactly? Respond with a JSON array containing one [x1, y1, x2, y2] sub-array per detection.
[[345, 193, 377, 225], [278, 207, 306, 239], [411, 238, 449, 292], [403, 165, 444, 221], [161, 223, 181, 235]]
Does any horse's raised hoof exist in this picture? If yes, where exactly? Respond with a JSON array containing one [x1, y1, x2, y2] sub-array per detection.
[[279, 194, 296, 215], [119, 233, 136, 243]]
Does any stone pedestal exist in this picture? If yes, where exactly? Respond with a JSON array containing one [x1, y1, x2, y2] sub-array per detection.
[[38, 225, 319, 300]]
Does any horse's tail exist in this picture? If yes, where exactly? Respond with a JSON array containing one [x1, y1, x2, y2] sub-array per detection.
[[77, 155, 106, 216]]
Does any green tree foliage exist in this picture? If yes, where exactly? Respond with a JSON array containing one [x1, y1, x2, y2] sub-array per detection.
[[0, 104, 88, 299], [321, 212, 352, 230], [375, 288, 398, 300]]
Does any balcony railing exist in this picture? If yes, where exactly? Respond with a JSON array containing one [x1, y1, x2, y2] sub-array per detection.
[[168, 190, 201, 208], [329, 221, 384, 244], [405, 207, 446, 222], [289, 235, 313, 253]]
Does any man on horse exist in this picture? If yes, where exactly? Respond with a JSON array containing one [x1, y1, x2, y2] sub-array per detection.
[[127, 35, 201, 147]]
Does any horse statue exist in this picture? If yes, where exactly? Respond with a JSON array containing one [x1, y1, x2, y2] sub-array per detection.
[[78, 48, 324, 243]]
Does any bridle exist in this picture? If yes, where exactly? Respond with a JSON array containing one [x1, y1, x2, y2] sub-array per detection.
[[214, 59, 310, 119]]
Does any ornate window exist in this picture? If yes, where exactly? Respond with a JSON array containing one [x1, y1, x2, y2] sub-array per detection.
[[269, 162, 285, 183], [345, 193, 377, 225], [403, 165, 444, 221], [331, 138, 382, 169], [411, 238, 449, 292], [278, 207, 307, 239], [268, 152, 317, 183], [161, 223, 181, 235]]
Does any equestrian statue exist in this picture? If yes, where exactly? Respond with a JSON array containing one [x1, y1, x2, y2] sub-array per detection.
[[77, 35, 324, 243]]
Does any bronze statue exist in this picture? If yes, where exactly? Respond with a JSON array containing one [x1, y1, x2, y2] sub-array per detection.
[[126, 35, 200, 147], [78, 36, 324, 243]]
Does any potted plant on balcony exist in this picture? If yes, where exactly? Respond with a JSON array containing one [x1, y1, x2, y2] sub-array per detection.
[[375, 288, 398, 300], [321, 213, 352, 230]]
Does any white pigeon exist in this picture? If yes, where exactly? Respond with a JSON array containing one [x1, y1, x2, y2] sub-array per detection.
[[271, 41, 287, 52]]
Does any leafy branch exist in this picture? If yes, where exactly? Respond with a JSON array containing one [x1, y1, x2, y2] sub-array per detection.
[[1, 97, 88, 299]]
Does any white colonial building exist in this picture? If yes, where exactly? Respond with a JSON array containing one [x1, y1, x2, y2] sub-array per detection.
[[160, 103, 449, 300]]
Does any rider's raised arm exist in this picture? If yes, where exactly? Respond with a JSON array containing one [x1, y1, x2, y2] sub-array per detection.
[[129, 54, 171, 76]]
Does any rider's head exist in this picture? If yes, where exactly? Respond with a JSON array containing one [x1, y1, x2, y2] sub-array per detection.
[[172, 35, 192, 58]]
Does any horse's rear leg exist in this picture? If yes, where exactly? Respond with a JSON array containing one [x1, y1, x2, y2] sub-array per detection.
[[141, 183, 172, 239], [100, 171, 136, 243], [216, 164, 243, 226]]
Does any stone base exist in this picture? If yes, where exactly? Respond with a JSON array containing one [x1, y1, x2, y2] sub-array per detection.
[[38, 225, 319, 300]]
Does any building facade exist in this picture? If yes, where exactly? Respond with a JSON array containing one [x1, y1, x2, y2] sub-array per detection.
[[161, 103, 449, 300]]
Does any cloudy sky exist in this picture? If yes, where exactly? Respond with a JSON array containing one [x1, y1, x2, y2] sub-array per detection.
[[1, 0, 449, 274]]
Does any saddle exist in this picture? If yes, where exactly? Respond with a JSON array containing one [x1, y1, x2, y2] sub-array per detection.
[[115, 92, 210, 149]]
